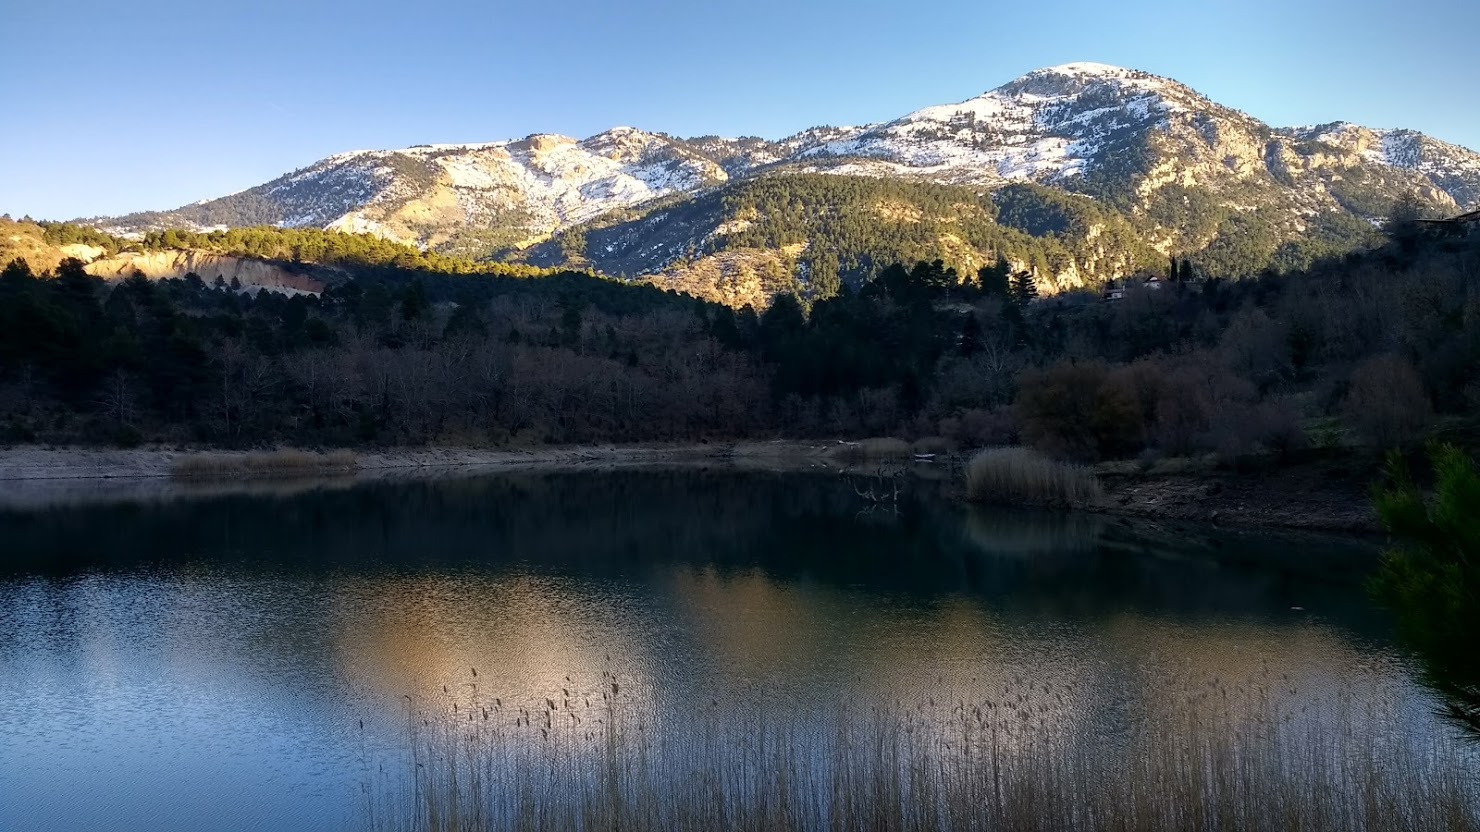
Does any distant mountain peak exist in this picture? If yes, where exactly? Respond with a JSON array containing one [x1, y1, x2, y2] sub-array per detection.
[[1037, 61, 1140, 77], [90, 63, 1480, 275]]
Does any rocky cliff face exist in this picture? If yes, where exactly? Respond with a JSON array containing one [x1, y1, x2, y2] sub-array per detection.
[[84, 251, 328, 294]]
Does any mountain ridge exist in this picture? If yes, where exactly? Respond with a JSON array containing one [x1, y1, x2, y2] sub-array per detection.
[[88, 63, 1480, 301]]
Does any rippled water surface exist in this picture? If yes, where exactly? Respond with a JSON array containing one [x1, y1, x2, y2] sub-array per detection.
[[0, 468, 1459, 830]]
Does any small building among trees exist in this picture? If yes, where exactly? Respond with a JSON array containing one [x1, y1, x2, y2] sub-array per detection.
[[1418, 207, 1480, 235]]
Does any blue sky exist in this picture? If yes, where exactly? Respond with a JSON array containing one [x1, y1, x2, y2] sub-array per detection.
[[2, 0, 1476, 219]]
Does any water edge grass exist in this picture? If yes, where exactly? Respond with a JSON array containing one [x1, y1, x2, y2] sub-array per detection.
[[965, 447, 1102, 508], [365, 669, 1479, 832]]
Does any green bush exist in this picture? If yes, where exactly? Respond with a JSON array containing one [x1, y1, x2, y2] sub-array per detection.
[[1371, 443, 1480, 736]]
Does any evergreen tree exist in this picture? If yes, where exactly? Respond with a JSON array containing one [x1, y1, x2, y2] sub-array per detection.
[[2, 258, 32, 284], [978, 257, 1011, 299], [400, 281, 430, 321], [1371, 444, 1480, 737], [1010, 270, 1039, 308]]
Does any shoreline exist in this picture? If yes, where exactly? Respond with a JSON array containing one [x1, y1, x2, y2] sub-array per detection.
[[0, 442, 847, 482], [0, 444, 1381, 533], [1088, 468, 1379, 535]]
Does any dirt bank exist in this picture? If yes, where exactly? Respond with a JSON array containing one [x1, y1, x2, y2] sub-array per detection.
[[0, 444, 1383, 534], [1089, 456, 1381, 534]]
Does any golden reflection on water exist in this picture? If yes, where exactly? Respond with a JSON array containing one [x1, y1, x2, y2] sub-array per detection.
[[328, 573, 665, 717], [318, 561, 1413, 770]]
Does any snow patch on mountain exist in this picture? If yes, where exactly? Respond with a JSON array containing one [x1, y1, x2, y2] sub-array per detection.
[[783, 63, 1197, 187], [94, 62, 1480, 246]]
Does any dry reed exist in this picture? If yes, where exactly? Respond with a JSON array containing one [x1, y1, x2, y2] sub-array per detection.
[[964, 447, 1102, 508], [366, 669, 1479, 832], [171, 449, 359, 480]]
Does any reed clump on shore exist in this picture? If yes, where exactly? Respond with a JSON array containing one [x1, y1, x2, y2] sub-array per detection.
[[366, 669, 1479, 832], [964, 447, 1102, 508], [170, 449, 359, 480]]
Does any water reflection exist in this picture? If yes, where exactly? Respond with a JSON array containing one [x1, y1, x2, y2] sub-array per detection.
[[0, 468, 1458, 832]]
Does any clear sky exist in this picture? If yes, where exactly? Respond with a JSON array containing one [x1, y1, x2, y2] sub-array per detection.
[[2, 0, 1476, 220]]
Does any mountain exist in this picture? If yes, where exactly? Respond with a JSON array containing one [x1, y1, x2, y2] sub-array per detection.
[[100, 128, 729, 257], [92, 63, 1480, 303]]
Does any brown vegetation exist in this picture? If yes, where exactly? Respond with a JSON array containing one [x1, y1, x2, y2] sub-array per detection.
[[965, 447, 1102, 507], [1344, 354, 1433, 448]]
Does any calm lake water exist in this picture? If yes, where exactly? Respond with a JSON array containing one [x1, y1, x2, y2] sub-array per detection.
[[0, 468, 1465, 830]]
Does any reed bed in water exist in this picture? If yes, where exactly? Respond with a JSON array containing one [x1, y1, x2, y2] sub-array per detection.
[[171, 449, 358, 480], [965, 447, 1102, 508], [365, 669, 1480, 832]]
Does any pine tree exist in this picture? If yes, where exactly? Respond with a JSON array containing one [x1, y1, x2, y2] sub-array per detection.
[[978, 257, 1011, 299], [400, 281, 430, 321], [1011, 271, 1039, 308]]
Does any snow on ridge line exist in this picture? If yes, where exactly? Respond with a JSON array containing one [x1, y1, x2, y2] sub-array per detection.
[[1039, 62, 1138, 76]]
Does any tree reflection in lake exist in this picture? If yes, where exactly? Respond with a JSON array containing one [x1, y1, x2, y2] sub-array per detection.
[[1371, 445, 1480, 740], [0, 466, 1463, 832]]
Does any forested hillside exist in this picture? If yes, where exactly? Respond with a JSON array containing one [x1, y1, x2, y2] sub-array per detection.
[[524, 176, 1165, 307], [3, 212, 1475, 460]]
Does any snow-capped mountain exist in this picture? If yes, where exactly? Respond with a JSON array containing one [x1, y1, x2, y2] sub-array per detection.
[[783, 63, 1198, 184], [95, 63, 1480, 273], [1277, 121, 1480, 210], [773, 63, 1476, 222], [101, 127, 728, 250]]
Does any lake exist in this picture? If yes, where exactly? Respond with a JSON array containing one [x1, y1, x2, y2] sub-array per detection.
[[0, 468, 1472, 831]]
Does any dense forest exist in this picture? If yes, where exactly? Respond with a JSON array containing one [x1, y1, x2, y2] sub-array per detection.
[[1, 215, 1476, 460], [526, 175, 1168, 303]]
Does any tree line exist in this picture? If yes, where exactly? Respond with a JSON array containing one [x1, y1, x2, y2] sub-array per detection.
[[0, 218, 1475, 457]]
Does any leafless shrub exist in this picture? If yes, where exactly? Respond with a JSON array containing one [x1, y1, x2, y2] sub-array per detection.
[[1343, 354, 1433, 448], [1015, 361, 1140, 461]]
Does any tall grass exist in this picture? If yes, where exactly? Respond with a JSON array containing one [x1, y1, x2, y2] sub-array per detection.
[[965, 447, 1102, 508], [170, 449, 359, 480], [367, 670, 1479, 832]]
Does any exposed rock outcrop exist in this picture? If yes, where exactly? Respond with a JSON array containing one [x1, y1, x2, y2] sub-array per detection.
[[84, 250, 329, 294]]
